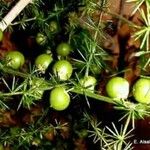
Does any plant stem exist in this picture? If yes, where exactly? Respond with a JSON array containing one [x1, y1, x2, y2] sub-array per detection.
[[122, 113, 131, 137], [11, 17, 36, 26], [71, 88, 115, 104], [85, 7, 104, 77], [94, 4, 103, 41], [0, 0, 32, 31], [118, 113, 132, 149], [0, 91, 23, 97], [0, 63, 116, 104], [106, 11, 140, 29], [0, 63, 28, 78]]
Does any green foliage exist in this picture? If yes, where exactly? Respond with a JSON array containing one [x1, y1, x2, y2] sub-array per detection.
[[0, 0, 150, 149]]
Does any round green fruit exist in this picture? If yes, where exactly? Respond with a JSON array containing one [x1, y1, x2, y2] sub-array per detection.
[[49, 87, 70, 111], [35, 53, 53, 71], [56, 42, 72, 56], [5, 51, 25, 69], [49, 20, 59, 33], [133, 78, 150, 104], [80, 76, 97, 90], [106, 77, 129, 99], [53, 60, 73, 81], [36, 33, 47, 46], [90, 65, 101, 75]]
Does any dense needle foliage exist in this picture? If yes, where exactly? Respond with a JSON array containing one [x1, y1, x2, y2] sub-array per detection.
[[0, 0, 150, 149]]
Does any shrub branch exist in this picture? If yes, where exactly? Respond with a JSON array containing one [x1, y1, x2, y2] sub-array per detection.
[[0, 0, 32, 31]]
